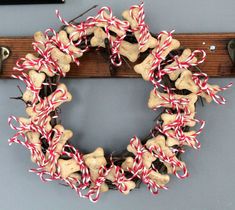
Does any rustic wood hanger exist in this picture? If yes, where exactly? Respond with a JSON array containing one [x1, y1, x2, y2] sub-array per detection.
[[0, 33, 235, 78]]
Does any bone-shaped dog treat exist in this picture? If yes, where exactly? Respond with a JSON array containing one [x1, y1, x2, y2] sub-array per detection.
[[34, 31, 52, 51], [175, 69, 220, 103], [50, 125, 73, 158], [96, 11, 127, 37], [22, 70, 46, 103], [26, 83, 72, 118], [57, 30, 83, 58], [146, 135, 173, 157], [66, 26, 96, 41], [167, 49, 197, 81], [44, 125, 73, 173], [19, 116, 52, 133], [145, 135, 185, 174], [90, 28, 107, 48], [24, 53, 55, 77], [24, 48, 72, 77], [83, 147, 108, 192], [50, 48, 72, 74], [175, 69, 199, 93], [134, 34, 180, 80], [148, 170, 170, 187], [34, 31, 72, 76], [121, 156, 134, 171], [161, 112, 196, 127], [148, 90, 198, 114], [58, 158, 81, 179], [127, 140, 156, 169], [26, 131, 43, 163], [166, 130, 197, 148], [121, 156, 169, 187], [122, 8, 158, 52], [106, 167, 136, 194], [91, 27, 140, 62]]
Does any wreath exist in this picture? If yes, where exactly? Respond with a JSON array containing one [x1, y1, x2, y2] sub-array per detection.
[[8, 3, 231, 202]]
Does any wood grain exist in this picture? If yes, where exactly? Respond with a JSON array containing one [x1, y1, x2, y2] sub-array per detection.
[[0, 33, 235, 78]]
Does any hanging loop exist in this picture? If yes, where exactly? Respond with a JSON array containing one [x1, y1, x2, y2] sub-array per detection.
[[227, 39, 235, 65], [0, 46, 10, 73]]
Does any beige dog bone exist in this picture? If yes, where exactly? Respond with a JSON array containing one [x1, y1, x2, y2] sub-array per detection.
[[91, 27, 140, 62], [26, 131, 43, 163], [83, 147, 107, 170], [175, 69, 199, 93], [34, 31, 52, 51], [127, 140, 156, 169], [34, 31, 47, 43], [164, 160, 186, 175], [148, 170, 170, 187], [51, 125, 73, 156], [45, 125, 73, 173], [161, 112, 196, 127], [83, 147, 108, 192], [122, 8, 158, 52], [121, 156, 168, 188], [134, 35, 180, 80], [158, 34, 181, 58], [57, 30, 83, 58], [22, 70, 46, 103], [25, 51, 71, 77], [106, 167, 136, 194], [66, 26, 95, 41], [121, 157, 134, 171], [34, 31, 72, 75], [26, 83, 72, 118], [145, 135, 185, 174], [58, 158, 80, 179], [146, 135, 173, 157], [19, 116, 52, 133], [24, 53, 55, 77], [166, 130, 197, 148], [148, 90, 198, 114], [167, 49, 197, 81], [96, 11, 127, 37], [90, 28, 106, 47], [175, 69, 220, 103], [50, 48, 72, 74]]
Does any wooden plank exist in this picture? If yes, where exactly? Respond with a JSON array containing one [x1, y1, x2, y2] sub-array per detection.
[[0, 33, 235, 78]]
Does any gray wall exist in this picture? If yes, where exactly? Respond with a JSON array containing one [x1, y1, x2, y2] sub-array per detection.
[[0, 0, 235, 210]]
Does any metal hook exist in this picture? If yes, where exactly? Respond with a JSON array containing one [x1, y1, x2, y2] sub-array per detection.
[[0, 46, 10, 73], [227, 39, 235, 65]]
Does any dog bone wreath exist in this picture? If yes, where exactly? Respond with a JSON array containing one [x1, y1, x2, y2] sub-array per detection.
[[8, 3, 231, 202]]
